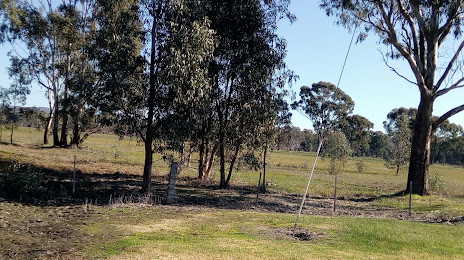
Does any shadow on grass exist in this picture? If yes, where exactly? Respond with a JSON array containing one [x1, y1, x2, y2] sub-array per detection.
[[0, 157, 162, 206], [0, 156, 421, 217], [0, 157, 303, 213]]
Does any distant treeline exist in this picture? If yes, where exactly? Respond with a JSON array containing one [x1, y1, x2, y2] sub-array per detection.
[[274, 119, 464, 167]]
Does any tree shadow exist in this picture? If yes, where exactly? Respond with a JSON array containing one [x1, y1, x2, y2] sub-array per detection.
[[0, 157, 422, 217], [0, 157, 308, 213], [0, 158, 162, 206]]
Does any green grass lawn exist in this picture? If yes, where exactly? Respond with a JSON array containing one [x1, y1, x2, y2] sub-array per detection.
[[1, 127, 464, 259], [83, 206, 464, 259]]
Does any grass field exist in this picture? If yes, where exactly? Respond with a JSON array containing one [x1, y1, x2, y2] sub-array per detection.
[[1, 127, 464, 259]]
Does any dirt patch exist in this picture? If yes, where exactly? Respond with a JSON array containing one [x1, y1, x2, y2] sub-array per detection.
[[253, 226, 324, 242], [0, 201, 98, 259]]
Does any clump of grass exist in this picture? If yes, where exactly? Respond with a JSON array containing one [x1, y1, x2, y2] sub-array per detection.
[[107, 193, 162, 209]]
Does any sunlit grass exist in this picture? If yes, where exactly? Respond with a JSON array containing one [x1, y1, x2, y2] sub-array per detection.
[[2, 127, 464, 259], [84, 206, 464, 259]]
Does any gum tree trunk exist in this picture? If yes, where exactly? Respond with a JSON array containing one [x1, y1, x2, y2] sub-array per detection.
[[407, 94, 433, 195]]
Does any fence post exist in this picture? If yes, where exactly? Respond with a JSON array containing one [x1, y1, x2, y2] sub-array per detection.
[[333, 176, 338, 212], [409, 181, 412, 217], [73, 155, 76, 195], [166, 162, 179, 205]]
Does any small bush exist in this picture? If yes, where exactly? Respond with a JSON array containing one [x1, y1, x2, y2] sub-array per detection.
[[428, 172, 445, 192], [356, 159, 365, 173], [0, 160, 67, 202]]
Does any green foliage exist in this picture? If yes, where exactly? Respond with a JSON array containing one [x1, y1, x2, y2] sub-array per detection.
[[0, 161, 67, 202], [292, 81, 355, 140], [339, 114, 373, 156], [323, 131, 352, 175], [428, 172, 445, 192], [368, 131, 389, 158], [384, 109, 413, 175], [431, 120, 464, 165]]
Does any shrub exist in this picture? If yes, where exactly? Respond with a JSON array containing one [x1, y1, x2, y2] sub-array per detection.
[[428, 172, 445, 192], [356, 159, 365, 173], [0, 160, 67, 202], [323, 131, 352, 175]]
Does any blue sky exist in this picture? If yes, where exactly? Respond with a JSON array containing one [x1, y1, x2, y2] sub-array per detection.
[[278, 0, 464, 131], [0, 0, 463, 132]]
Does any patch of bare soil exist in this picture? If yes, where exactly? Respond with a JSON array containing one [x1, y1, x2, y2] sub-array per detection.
[[259, 226, 324, 241], [0, 201, 98, 259]]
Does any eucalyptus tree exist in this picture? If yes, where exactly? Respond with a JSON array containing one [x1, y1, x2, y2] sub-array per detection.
[[383, 107, 416, 175], [431, 120, 464, 164], [133, 0, 214, 193], [323, 131, 352, 175], [196, 0, 294, 188], [292, 82, 355, 143], [0, 87, 10, 142], [5, 56, 31, 144], [291, 81, 354, 232], [0, 0, 64, 145], [384, 113, 412, 175], [94, 0, 146, 136], [368, 130, 389, 158], [339, 114, 374, 156], [321, 0, 464, 195]]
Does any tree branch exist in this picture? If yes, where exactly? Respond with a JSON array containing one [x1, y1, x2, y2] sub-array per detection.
[[396, 0, 424, 72], [377, 1, 426, 91], [432, 104, 464, 132], [438, 1, 463, 46], [382, 53, 417, 85], [435, 82, 464, 98], [37, 78, 52, 91], [410, 3, 428, 36], [435, 40, 464, 91]]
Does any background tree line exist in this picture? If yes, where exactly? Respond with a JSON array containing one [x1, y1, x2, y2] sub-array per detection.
[[274, 108, 464, 167]]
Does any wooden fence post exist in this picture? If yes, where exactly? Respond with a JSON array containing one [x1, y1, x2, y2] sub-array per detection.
[[333, 176, 338, 212], [73, 155, 76, 195]]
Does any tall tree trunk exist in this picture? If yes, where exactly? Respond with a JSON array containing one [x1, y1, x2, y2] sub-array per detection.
[[262, 142, 268, 193], [178, 143, 186, 175], [44, 89, 54, 144], [187, 145, 193, 168], [142, 15, 158, 194], [219, 127, 226, 188], [53, 86, 60, 146], [407, 95, 433, 195], [51, 33, 60, 147], [142, 106, 155, 194], [225, 142, 240, 187], [44, 110, 53, 145], [60, 107, 68, 146], [204, 144, 217, 179], [60, 43, 72, 146], [198, 135, 206, 179], [71, 101, 84, 146], [10, 120, 14, 144]]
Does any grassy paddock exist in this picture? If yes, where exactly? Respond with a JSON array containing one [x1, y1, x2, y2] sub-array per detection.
[[2, 127, 464, 212], [83, 206, 464, 259], [1, 127, 464, 258]]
